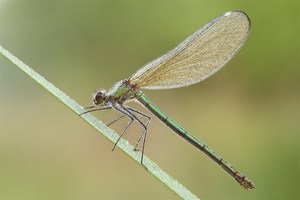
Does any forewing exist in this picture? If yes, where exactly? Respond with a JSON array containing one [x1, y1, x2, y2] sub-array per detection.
[[129, 11, 250, 89]]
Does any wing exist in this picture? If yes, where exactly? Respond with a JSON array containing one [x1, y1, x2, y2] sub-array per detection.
[[129, 11, 250, 89]]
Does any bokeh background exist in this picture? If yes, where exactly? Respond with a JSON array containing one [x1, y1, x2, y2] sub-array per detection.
[[0, 1, 299, 199]]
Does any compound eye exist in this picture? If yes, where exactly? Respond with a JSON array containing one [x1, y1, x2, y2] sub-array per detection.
[[93, 90, 106, 105]]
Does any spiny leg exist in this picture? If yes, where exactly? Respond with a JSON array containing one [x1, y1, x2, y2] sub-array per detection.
[[79, 106, 111, 116], [126, 106, 151, 152], [111, 105, 137, 151], [112, 117, 134, 151], [107, 114, 126, 126], [122, 105, 149, 165], [80, 105, 147, 161], [80, 105, 125, 127]]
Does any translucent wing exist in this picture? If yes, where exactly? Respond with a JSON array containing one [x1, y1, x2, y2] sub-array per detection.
[[129, 11, 250, 89]]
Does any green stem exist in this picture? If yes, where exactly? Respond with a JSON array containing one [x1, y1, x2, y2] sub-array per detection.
[[0, 45, 199, 200]]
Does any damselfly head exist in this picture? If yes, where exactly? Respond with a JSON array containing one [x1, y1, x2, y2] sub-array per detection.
[[93, 90, 106, 106]]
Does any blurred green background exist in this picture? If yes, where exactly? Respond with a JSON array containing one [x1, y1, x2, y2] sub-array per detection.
[[0, 1, 299, 199]]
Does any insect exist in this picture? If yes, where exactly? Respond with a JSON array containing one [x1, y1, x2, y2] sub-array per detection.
[[81, 11, 254, 189]]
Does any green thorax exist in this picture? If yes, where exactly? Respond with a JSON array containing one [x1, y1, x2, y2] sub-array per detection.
[[107, 80, 138, 104]]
